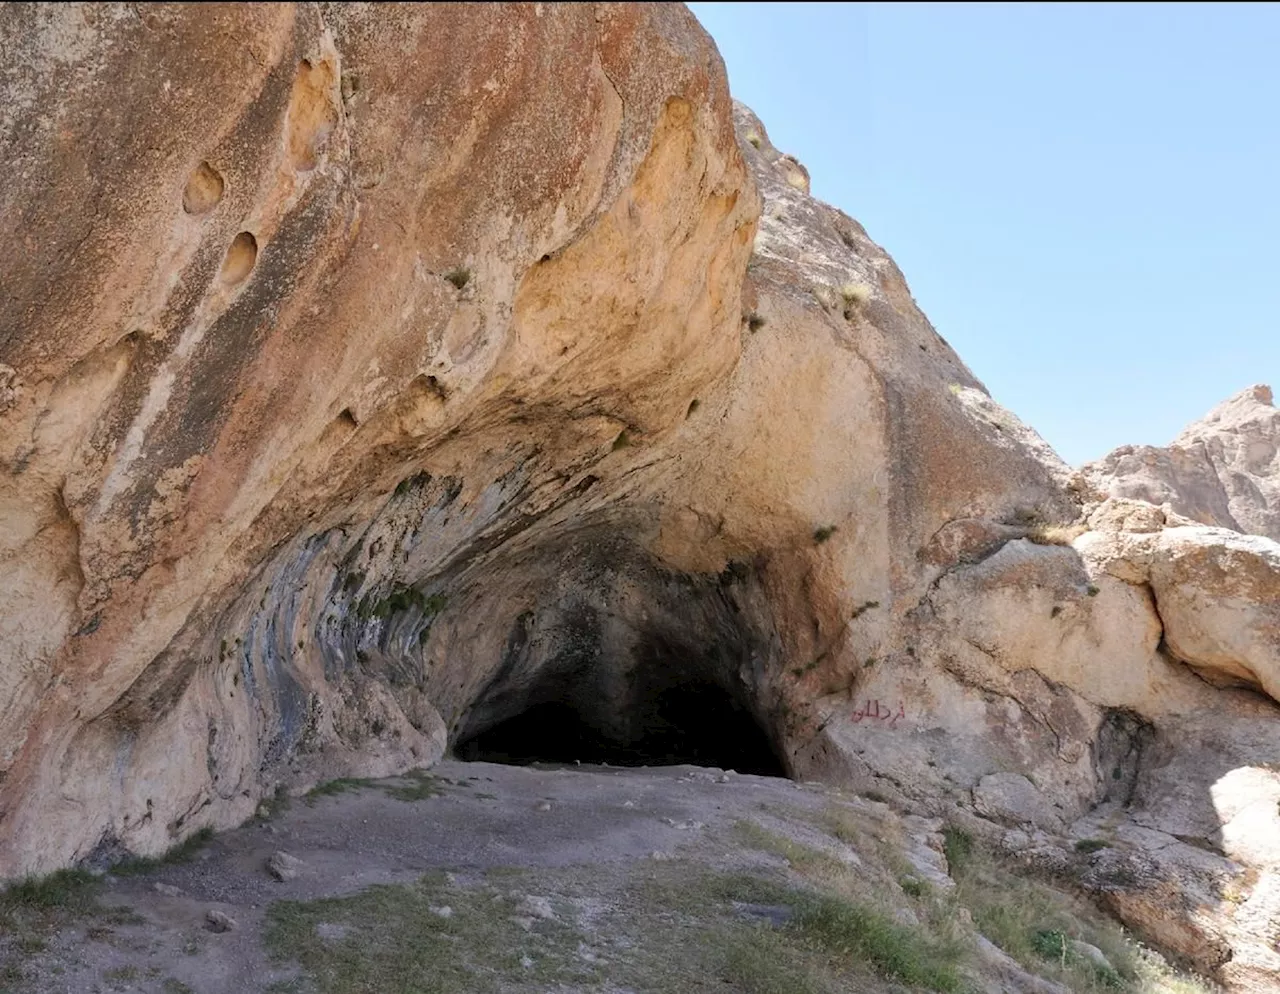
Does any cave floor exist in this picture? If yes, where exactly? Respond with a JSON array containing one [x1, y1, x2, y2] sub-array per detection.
[[1, 761, 1162, 994]]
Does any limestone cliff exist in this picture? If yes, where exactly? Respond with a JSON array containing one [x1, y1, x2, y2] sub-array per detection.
[[1, 5, 1278, 992]]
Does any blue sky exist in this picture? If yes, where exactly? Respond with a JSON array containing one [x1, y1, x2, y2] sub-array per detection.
[[687, 2, 1280, 465]]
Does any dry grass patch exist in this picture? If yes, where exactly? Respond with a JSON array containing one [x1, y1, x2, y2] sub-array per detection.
[[1026, 523, 1089, 546], [946, 834, 1218, 994]]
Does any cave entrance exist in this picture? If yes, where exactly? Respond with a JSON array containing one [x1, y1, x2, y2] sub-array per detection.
[[455, 678, 786, 777]]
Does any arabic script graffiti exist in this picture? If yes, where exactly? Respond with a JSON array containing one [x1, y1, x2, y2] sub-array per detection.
[[851, 699, 906, 728]]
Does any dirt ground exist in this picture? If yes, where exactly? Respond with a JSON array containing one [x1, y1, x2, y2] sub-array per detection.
[[0, 760, 1200, 994]]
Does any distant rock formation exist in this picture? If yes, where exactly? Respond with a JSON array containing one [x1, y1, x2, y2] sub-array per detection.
[[1083, 385, 1280, 541]]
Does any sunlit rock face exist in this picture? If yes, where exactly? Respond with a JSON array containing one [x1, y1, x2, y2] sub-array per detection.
[[1084, 385, 1280, 542], [2, 5, 1279, 990], [0, 1, 758, 875]]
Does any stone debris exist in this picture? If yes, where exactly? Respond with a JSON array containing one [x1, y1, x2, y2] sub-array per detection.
[[267, 850, 304, 882]]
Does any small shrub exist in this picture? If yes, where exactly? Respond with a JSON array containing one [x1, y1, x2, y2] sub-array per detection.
[[840, 283, 871, 320], [745, 131, 762, 149], [840, 282, 871, 307], [746, 312, 766, 333], [443, 267, 470, 290], [1086, 584, 1100, 597], [612, 430, 631, 451], [1074, 839, 1109, 854], [812, 525, 838, 544], [1050, 605, 1063, 618], [899, 876, 928, 899], [942, 826, 974, 876], [1032, 928, 1068, 962]]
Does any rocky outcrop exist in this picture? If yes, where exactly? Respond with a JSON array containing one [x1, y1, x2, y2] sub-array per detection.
[[1083, 385, 1280, 542], [2, 6, 1279, 992], [0, 1, 756, 876]]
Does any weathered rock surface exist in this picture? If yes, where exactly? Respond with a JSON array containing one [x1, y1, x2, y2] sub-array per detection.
[[2, 5, 1279, 993], [1083, 385, 1280, 541], [0, 1, 755, 876]]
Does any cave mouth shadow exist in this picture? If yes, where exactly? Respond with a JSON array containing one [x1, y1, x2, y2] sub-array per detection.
[[454, 680, 787, 777]]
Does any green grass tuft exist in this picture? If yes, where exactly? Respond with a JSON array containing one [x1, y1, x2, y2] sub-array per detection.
[[942, 826, 974, 876], [792, 892, 964, 991], [306, 778, 375, 805], [1, 868, 100, 913]]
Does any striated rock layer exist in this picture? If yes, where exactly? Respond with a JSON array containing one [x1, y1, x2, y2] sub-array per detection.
[[1, 4, 1278, 991]]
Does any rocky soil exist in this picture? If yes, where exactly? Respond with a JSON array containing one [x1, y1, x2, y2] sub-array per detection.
[[0, 760, 1214, 994]]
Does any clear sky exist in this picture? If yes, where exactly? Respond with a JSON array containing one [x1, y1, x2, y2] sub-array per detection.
[[687, 2, 1280, 465]]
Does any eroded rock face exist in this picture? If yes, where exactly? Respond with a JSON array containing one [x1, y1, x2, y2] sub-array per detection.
[[2, 6, 1279, 992], [0, 2, 757, 875], [1083, 385, 1280, 542]]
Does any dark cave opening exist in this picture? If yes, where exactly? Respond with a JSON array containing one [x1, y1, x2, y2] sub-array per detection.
[[454, 679, 786, 777]]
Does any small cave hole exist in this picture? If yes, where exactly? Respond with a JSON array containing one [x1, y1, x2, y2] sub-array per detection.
[[220, 231, 258, 285], [183, 160, 224, 215], [455, 679, 786, 777]]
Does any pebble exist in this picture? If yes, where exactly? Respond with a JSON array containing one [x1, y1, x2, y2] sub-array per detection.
[[533, 800, 552, 812], [153, 882, 184, 898], [429, 905, 453, 918]]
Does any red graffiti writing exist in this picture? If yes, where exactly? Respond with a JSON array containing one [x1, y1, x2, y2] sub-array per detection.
[[851, 699, 906, 727]]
